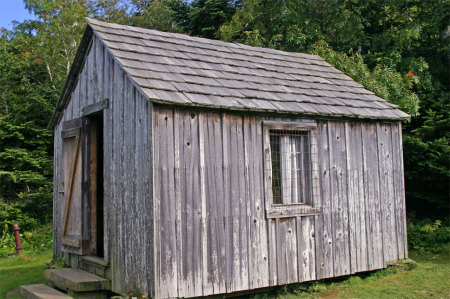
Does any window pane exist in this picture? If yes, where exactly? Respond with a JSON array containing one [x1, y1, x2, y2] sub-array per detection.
[[269, 129, 311, 204], [270, 133, 282, 204]]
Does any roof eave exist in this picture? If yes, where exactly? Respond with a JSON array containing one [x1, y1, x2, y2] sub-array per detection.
[[47, 24, 94, 129]]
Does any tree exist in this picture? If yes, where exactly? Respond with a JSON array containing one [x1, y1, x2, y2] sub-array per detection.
[[130, 0, 183, 32], [0, 26, 55, 228], [129, 0, 240, 38], [186, 0, 240, 38]]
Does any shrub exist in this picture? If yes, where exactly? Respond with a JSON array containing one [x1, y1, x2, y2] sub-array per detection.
[[0, 224, 52, 257], [407, 219, 450, 254]]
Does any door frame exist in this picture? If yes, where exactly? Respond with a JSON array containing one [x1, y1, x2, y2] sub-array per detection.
[[60, 99, 108, 257]]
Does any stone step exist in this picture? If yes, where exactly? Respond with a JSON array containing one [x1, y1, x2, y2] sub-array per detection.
[[79, 256, 111, 280], [45, 268, 111, 292], [19, 284, 71, 299]]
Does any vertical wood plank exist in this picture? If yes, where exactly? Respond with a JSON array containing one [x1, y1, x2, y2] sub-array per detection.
[[328, 121, 350, 276], [198, 112, 210, 296], [203, 112, 225, 293], [53, 121, 63, 258], [87, 39, 95, 106], [391, 123, 405, 260], [243, 116, 252, 289], [79, 59, 87, 112], [315, 120, 333, 279], [245, 116, 269, 289], [177, 110, 202, 297], [103, 47, 111, 101], [227, 115, 248, 292], [123, 79, 135, 288], [254, 117, 269, 287], [298, 216, 316, 281], [152, 106, 161, 299], [72, 85, 80, 118], [102, 45, 111, 267], [173, 109, 183, 297], [345, 122, 368, 272], [191, 111, 203, 297], [158, 108, 178, 298], [276, 218, 298, 284], [398, 122, 408, 258], [145, 100, 154, 297], [268, 219, 278, 286], [135, 91, 149, 293], [362, 123, 384, 269], [111, 60, 124, 293], [377, 123, 398, 264], [118, 68, 127, 293], [94, 37, 104, 103], [221, 113, 232, 292], [236, 115, 249, 292], [213, 113, 227, 293]]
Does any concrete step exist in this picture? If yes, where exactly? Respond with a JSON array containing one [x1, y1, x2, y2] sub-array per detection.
[[45, 268, 111, 292], [79, 256, 111, 280], [19, 284, 71, 299]]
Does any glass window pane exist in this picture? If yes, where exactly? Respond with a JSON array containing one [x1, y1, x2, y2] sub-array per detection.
[[269, 129, 311, 205]]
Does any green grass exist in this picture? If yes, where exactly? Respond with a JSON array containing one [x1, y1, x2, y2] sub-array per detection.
[[0, 249, 52, 299], [254, 251, 450, 299]]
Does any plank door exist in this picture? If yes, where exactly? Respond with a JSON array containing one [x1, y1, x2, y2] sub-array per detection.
[[61, 120, 84, 254]]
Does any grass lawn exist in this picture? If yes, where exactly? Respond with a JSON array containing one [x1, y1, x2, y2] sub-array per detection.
[[0, 249, 52, 299], [0, 250, 448, 299], [255, 251, 450, 299]]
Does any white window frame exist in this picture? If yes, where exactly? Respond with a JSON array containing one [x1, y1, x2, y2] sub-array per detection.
[[263, 121, 321, 218]]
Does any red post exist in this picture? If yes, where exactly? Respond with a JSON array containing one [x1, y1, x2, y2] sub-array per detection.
[[13, 224, 22, 254]]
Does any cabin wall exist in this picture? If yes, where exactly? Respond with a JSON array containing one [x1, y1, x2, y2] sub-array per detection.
[[152, 106, 407, 298], [53, 35, 154, 296]]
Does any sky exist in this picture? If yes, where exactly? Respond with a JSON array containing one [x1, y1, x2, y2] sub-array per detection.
[[0, 0, 36, 30]]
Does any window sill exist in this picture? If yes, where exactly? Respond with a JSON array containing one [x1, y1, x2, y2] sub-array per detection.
[[266, 204, 321, 218]]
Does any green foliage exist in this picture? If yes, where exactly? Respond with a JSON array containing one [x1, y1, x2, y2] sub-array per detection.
[[129, 0, 239, 38], [131, 0, 183, 32], [310, 41, 419, 116], [87, 0, 131, 24], [403, 134, 449, 216], [0, 224, 53, 258], [186, 0, 239, 38], [23, 0, 88, 90], [407, 219, 450, 254], [0, 24, 55, 229]]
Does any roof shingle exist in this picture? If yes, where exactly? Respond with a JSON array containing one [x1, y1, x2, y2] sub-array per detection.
[[85, 18, 410, 120]]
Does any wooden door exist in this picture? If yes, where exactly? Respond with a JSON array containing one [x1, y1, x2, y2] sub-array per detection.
[[61, 115, 104, 256], [61, 119, 83, 254]]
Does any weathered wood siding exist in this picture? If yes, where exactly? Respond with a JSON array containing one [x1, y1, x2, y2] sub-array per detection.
[[53, 36, 154, 296], [153, 106, 407, 298]]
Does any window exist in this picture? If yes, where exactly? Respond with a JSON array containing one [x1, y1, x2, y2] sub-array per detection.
[[264, 121, 321, 218]]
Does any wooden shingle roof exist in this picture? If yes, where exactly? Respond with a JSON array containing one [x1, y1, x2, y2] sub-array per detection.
[[50, 18, 409, 128]]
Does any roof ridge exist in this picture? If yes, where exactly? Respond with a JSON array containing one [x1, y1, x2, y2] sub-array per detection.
[[86, 18, 324, 62]]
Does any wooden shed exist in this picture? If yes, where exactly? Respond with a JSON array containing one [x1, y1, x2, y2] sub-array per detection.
[[49, 18, 409, 298]]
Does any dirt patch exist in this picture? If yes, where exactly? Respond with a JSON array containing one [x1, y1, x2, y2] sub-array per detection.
[[320, 290, 339, 299], [4, 287, 19, 298]]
